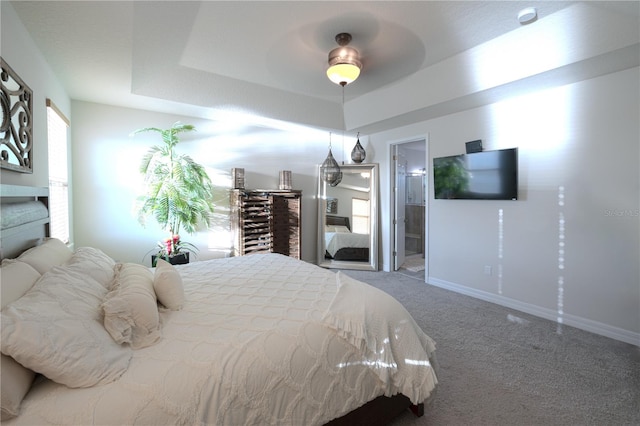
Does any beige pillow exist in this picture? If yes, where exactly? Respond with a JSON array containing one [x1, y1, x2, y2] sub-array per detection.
[[1, 261, 41, 309], [1, 266, 132, 388], [153, 258, 184, 310], [15, 238, 73, 274], [0, 261, 41, 420], [0, 355, 35, 420], [102, 263, 161, 349], [66, 246, 116, 289]]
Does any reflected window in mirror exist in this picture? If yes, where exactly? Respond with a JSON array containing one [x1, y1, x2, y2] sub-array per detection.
[[351, 198, 369, 234]]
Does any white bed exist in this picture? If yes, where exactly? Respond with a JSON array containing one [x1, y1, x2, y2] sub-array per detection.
[[324, 216, 370, 262], [325, 229, 370, 257], [0, 185, 438, 425]]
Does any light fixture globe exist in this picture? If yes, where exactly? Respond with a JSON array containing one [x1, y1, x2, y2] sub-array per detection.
[[327, 62, 361, 86], [326, 33, 362, 86]]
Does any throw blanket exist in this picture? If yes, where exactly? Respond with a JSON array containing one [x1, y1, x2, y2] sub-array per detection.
[[323, 272, 438, 404]]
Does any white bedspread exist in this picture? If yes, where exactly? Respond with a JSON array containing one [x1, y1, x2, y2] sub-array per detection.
[[324, 272, 437, 403], [325, 231, 369, 257], [8, 254, 437, 426]]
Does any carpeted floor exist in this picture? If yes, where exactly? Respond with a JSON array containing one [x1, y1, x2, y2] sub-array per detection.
[[340, 269, 640, 426]]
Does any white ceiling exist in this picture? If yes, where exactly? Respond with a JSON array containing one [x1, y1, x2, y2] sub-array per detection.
[[10, 1, 640, 133]]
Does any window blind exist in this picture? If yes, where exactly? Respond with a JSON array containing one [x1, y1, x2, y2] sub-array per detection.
[[46, 99, 70, 244]]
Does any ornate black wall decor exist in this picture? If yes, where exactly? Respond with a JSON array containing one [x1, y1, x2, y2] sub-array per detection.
[[1, 57, 33, 173]]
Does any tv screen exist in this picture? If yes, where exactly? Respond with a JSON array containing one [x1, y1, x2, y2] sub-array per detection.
[[433, 148, 518, 200]]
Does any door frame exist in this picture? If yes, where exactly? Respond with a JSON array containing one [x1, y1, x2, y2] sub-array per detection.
[[393, 145, 407, 271], [390, 135, 429, 280]]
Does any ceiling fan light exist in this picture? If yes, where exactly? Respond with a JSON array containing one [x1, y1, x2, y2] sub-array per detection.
[[326, 34, 362, 86], [326, 63, 361, 86]]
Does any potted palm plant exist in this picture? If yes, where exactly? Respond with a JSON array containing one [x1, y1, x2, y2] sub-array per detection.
[[132, 122, 215, 266]]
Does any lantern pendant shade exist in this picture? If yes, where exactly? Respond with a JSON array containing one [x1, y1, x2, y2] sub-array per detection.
[[351, 136, 366, 163], [330, 170, 343, 187], [321, 148, 342, 186]]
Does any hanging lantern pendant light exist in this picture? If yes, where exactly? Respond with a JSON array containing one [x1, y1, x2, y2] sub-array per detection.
[[351, 132, 366, 163], [321, 133, 342, 186]]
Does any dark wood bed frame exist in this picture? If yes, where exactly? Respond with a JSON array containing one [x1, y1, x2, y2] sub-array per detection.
[[0, 185, 424, 425], [327, 394, 424, 426], [326, 214, 352, 230]]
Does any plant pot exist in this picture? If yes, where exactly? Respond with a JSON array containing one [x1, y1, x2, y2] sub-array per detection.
[[152, 252, 189, 267]]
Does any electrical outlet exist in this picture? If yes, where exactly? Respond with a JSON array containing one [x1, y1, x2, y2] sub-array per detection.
[[484, 265, 492, 275]]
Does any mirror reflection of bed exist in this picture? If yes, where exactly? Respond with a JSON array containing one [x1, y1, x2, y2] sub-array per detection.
[[324, 215, 369, 261], [317, 163, 379, 271]]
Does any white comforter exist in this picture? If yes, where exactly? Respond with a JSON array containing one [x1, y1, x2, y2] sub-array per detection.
[[8, 254, 437, 426], [325, 231, 370, 257]]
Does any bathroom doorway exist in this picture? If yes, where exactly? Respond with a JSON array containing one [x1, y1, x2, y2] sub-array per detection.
[[392, 139, 427, 274]]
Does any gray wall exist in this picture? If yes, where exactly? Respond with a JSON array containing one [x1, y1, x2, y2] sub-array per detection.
[[368, 67, 639, 344]]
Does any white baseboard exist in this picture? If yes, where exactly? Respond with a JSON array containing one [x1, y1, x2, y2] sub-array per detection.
[[427, 277, 640, 347]]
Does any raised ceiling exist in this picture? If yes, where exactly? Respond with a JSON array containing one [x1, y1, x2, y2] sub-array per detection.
[[10, 1, 640, 133]]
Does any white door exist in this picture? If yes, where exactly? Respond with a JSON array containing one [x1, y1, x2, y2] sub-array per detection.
[[394, 146, 406, 270]]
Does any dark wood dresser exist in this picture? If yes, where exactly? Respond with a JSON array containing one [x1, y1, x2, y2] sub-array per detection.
[[230, 189, 301, 259]]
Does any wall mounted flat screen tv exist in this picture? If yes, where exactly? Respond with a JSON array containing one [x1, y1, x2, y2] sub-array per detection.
[[433, 148, 518, 200]]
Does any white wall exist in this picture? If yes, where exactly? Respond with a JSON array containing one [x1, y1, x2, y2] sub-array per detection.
[[369, 67, 640, 345], [0, 2, 70, 188], [70, 101, 353, 265]]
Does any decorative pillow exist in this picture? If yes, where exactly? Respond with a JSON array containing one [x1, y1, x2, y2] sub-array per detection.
[[15, 238, 73, 274], [0, 354, 35, 420], [0, 260, 41, 310], [1, 266, 132, 388], [153, 258, 184, 310], [0, 261, 41, 419], [102, 263, 161, 349], [65, 246, 116, 289]]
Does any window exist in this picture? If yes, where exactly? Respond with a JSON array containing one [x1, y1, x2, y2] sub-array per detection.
[[351, 197, 370, 234], [46, 99, 70, 244]]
